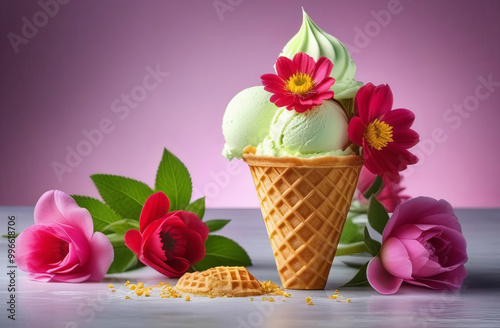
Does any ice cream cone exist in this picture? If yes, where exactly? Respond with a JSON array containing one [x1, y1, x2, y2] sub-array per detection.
[[243, 152, 363, 289]]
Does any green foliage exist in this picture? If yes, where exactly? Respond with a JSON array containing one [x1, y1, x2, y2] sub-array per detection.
[[155, 148, 192, 211], [367, 196, 390, 235], [343, 261, 370, 287], [191, 235, 252, 271], [90, 174, 153, 219], [204, 219, 231, 233]]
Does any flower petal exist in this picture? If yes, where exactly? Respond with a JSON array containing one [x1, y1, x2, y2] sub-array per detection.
[[276, 56, 296, 79], [348, 116, 366, 146], [139, 191, 170, 232], [167, 211, 209, 242], [406, 265, 467, 290], [384, 197, 459, 239], [124, 229, 143, 256], [293, 52, 315, 76], [312, 57, 333, 82], [86, 231, 114, 281], [380, 237, 413, 279], [34, 190, 93, 240], [367, 256, 403, 294]]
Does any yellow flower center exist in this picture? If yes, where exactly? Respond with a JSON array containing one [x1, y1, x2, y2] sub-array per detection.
[[364, 119, 394, 150], [285, 73, 313, 95]]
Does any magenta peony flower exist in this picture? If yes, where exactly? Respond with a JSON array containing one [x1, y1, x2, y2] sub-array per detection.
[[367, 197, 468, 294], [348, 83, 419, 183], [260, 52, 335, 113], [15, 190, 114, 282], [356, 167, 410, 213], [124, 191, 209, 277]]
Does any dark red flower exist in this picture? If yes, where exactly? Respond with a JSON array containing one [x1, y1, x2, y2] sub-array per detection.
[[260, 52, 335, 113], [348, 83, 419, 182], [124, 192, 208, 277]]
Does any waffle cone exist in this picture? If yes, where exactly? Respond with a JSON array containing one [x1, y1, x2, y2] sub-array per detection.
[[243, 153, 363, 289], [175, 266, 262, 297]]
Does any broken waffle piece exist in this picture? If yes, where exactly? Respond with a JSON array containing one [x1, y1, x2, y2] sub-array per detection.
[[175, 266, 263, 297]]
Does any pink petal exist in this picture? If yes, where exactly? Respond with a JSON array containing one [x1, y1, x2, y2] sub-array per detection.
[[34, 190, 93, 240], [399, 238, 439, 276], [139, 191, 170, 232], [380, 237, 413, 279], [15, 225, 66, 273], [367, 256, 403, 294], [33, 272, 92, 283], [406, 265, 467, 290], [384, 197, 458, 239], [86, 231, 114, 281]]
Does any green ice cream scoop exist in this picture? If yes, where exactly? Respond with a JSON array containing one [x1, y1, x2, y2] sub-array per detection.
[[256, 100, 353, 158], [222, 86, 278, 160]]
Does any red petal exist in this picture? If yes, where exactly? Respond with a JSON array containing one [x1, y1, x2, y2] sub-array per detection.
[[348, 116, 365, 146], [276, 56, 296, 79], [293, 52, 315, 76], [367, 84, 393, 121], [167, 211, 209, 242], [354, 82, 376, 120], [314, 77, 335, 94], [312, 57, 333, 82], [392, 128, 420, 148], [261, 74, 284, 92], [139, 192, 170, 232], [124, 229, 143, 256], [383, 108, 415, 129]]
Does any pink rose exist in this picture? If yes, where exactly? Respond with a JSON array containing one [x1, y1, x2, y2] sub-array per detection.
[[356, 167, 410, 213], [124, 191, 209, 277], [15, 190, 114, 282], [367, 197, 468, 294]]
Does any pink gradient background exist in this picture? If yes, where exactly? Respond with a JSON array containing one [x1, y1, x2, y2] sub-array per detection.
[[1, 0, 499, 208]]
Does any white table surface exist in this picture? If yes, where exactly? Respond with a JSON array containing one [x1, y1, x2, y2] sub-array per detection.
[[1, 206, 499, 328]]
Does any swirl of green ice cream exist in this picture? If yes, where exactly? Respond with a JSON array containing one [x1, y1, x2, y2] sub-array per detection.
[[280, 9, 363, 99]]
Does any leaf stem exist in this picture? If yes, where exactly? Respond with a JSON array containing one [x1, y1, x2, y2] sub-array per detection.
[[335, 242, 370, 256]]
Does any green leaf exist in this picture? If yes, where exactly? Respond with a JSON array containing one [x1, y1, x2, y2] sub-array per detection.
[[363, 226, 381, 257], [339, 214, 364, 244], [106, 234, 140, 273], [204, 219, 231, 233], [101, 219, 140, 234], [191, 235, 252, 271], [154, 148, 192, 211], [367, 196, 390, 235], [72, 195, 123, 232], [90, 174, 154, 220], [184, 197, 206, 220], [343, 261, 370, 287], [362, 175, 384, 199]]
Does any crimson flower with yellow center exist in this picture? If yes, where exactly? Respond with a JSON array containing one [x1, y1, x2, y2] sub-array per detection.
[[348, 83, 419, 183], [260, 52, 335, 113]]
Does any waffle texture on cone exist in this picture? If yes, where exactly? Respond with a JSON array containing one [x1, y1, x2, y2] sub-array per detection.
[[175, 266, 263, 297], [243, 153, 363, 289]]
